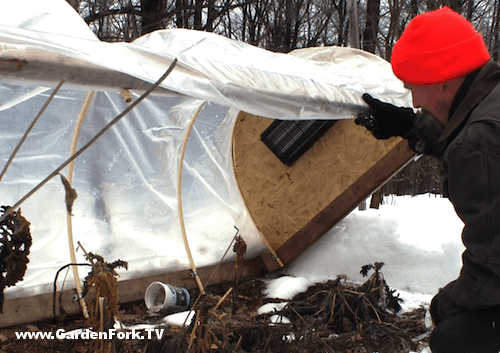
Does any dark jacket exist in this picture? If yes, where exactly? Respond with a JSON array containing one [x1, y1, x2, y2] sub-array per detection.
[[413, 61, 500, 309]]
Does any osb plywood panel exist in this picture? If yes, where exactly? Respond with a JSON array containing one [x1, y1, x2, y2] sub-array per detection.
[[232, 112, 402, 250]]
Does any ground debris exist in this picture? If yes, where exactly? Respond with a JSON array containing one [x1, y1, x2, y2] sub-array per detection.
[[0, 263, 429, 353]]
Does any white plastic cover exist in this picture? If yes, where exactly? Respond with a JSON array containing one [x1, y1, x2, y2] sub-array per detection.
[[0, 0, 411, 299]]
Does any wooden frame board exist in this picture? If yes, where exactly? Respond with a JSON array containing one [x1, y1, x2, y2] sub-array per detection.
[[0, 257, 267, 328], [259, 139, 415, 271], [231, 112, 416, 270]]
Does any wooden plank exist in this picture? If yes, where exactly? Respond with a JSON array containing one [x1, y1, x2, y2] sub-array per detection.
[[260, 140, 416, 271], [0, 257, 267, 328], [232, 112, 402, 252], [1, 285, 81, 329]]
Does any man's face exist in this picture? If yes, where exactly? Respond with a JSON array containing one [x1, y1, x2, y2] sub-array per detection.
[[404, 78, 464, 126], [404, 83, 449, 126]]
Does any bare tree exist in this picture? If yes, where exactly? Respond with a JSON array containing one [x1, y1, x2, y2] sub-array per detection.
[[80, 0, 142, 41], [75, 0, 500, 63], [141, 0, 166, 34], [363, 0, 380, 53]]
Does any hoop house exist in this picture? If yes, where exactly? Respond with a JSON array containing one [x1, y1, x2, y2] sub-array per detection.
[[0, 0, 412, 327]]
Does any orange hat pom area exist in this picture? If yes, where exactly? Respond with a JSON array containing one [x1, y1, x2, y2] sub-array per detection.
[[391, 6, 490, 86]]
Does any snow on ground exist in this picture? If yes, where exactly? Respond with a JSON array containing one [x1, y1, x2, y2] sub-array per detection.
[[261, 194, 466, 352], [267, 194, 465, 303]]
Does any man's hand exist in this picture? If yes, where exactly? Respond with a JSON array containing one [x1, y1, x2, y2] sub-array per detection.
[[355, 93, 415, 140]]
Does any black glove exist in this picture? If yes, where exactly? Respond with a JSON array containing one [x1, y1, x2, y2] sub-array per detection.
[[355, 93, 415, 140]]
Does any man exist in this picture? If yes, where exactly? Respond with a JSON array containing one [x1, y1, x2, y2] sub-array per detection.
[[355, 6, 500, 353]]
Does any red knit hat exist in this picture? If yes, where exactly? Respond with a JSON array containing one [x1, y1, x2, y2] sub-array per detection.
[[391, 6, 490, 85]]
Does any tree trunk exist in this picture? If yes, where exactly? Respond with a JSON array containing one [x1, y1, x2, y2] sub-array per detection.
[[348, 0, 360, 48], [491, 0, 500, 61], [194, 0, 203, 30], [206, 0, 215, 31], [141, 0, 164, 35], [176, 0, 187, 28], [363, 0, 380, 53], [410, 0, 418, 18]]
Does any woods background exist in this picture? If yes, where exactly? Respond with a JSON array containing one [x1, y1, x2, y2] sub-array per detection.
[[66, 0, 488, 199], [66, 0, 500, 58]]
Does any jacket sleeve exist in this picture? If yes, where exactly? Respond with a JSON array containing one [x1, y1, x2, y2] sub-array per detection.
[[442, 118, 500, 308]]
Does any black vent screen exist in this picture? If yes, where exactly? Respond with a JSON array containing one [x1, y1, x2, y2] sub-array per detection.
[[260, 119, 336, 166]]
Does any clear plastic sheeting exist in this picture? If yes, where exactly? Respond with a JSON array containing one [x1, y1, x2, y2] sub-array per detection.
[[0, 0, 412, 299], [133, 30, 410, 119], [1, 0, 98, 41], [1, 87, 262, 299], [0, 1, 410, 120]]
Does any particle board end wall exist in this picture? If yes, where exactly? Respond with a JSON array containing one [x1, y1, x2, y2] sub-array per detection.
[[232, 112, 409, 254]]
